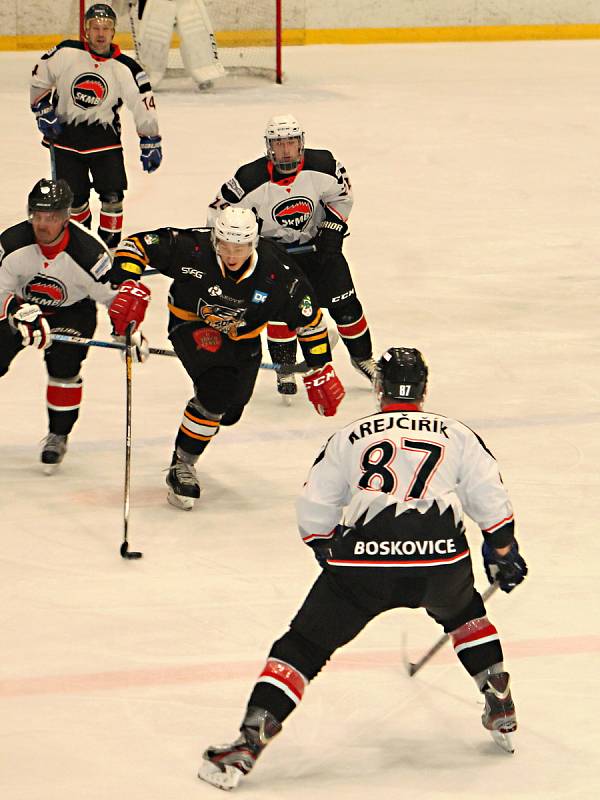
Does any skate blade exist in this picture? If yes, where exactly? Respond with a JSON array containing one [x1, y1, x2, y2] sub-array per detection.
[[491, 729, 515, 754], [167, 490, 195, 511], [280, 394, 294, 406], [42, 462, 60, 476], [198, 759, 243, 791]]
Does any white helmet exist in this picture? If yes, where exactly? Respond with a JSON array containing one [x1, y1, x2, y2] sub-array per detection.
[[212, 206, 259, 248], [265, 114, 305, 174]]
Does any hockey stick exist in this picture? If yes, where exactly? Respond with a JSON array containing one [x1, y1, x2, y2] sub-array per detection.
[[128, 2, 142, 60], [404, 582, 500, 677], [120, 322, 143, 560], [50, 329, 338, 374], [49, 142, 57, 181], [141, 244, 317, 276]]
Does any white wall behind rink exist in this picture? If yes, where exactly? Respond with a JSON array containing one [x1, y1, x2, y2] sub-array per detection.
[[2, 1, 600, 39]]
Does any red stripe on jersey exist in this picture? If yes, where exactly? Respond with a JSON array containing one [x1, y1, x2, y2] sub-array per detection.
[[483, 515, 514, 533], [71, 207, 92, 225], [267, 322, 297, 343], [258, 658, 306, 702], [99, 211, 123, 233], [451, 620, 498, 650], [327, 549, 471, 568], [47, 382, 82, 409], [336, 315, 367, 338]]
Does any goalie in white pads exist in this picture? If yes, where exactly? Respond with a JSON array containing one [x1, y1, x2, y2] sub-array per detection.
[[129, 0, 225, 88], [198, 347, 528, 790]]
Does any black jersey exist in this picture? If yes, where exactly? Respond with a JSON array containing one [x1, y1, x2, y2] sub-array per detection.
[[110, 228, 333, 369]]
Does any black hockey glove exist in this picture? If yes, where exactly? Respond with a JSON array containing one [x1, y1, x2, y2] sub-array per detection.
[[482, 539, 528, 593], [316, 217, 347, 258]]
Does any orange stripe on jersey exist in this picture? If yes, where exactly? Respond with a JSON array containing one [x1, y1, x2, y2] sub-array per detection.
[[184, 412, 219, 427], [178, 426, 213, 441], [168, 304, 201, 321]]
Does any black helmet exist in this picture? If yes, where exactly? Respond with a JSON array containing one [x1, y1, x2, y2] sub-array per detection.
[[28, 179, 73, 214], [376, 347, 428, 402], [84, 3, 117, 26]]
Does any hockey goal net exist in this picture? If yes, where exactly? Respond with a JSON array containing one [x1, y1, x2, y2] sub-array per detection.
[[78, 1, 282, 84]]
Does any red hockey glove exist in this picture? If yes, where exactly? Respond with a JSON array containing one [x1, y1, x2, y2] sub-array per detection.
[[108, 280, 151, 336], [303, 364, 345, 417]]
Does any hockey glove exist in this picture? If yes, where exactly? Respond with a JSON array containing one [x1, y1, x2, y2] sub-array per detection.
[[108, 280, 151, 336], [303, 363, 345, 417], [11, 303, 51, 350], [113, 330, 150, 364], [140, 135, 163, 173], [32, 98, 63, 140], [316, 217, 347, 258], [482, 539, 528, 593]]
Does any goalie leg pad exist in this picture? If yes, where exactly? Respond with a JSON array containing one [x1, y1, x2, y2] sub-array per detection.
[[139, 0, 178, 87], [176, 0, 226, 84]]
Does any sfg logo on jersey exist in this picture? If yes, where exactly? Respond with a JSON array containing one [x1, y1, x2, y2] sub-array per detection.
[[24, 276, 67, 307], [272, 197, 314, 231], [71, 73, 109, 110]]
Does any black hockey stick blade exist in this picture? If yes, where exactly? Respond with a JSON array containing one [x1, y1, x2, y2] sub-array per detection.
[[120, 540, 143, 560]]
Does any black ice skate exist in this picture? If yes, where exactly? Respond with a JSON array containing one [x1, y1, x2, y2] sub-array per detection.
[[41, 433, 68, 475], [351, 356, 378, 384], [166, 451, 200, 511], [198, 706, 282, 791], [481, 672, 517, 753], [276, 371, 297, 404]]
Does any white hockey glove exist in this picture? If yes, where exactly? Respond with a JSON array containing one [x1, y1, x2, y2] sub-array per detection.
[[11, 303, 51, 350], [113, 330, 150, 363]]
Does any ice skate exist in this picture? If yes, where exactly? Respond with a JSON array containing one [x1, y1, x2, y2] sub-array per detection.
[[166, 451, 200, 510], [481, 672, 517, 753], [198, 707, 281, 791], [40, 433, 68, 475], [276, 371, 297, 405], [351, 356, 378, 384]]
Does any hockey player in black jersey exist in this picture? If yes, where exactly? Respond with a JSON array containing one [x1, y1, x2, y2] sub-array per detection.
[[0, 179, 151, 472], [30, 3, 162, 249], [207, 114, 376, 399], [198, 347, 528, 790], [109, 206, 345, 510]]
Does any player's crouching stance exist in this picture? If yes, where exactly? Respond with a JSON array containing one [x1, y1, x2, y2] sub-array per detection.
[[108, 207, 344, 510], [198, 347, 528, 790], [0, 178, 150, 473]]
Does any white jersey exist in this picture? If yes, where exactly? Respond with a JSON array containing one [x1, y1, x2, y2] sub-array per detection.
[[0, 221, 115, 321], [207, 149, 353, 246], [30, 40, 159, 153], [296, 406, 515, 569]]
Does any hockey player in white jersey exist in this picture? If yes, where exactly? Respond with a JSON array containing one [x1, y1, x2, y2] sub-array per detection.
[[130, 0, 225, 88], [30, 3, 162, 249], [0, 179, 151, 472], [198, 347, 528, 790], [207, 114, 376, 399]]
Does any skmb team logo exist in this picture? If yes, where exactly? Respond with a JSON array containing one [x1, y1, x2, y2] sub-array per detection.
[[24, 276, 67, 307], [272, 197, 314, 231], [71, 73, 109, 110]]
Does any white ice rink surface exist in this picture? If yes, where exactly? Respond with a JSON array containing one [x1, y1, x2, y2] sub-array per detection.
[[1, 40, 599, 799]]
